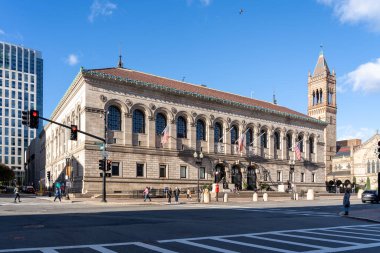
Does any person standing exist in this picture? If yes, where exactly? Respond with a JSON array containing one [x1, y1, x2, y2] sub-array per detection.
[[167, 188, 172, 204], [186, 188, 192, 200], [54, 187, 61, 202], [215, 184, 220, 202], [343, 188, 351, 215], [14, 186, 21, 203], [174, 187, 180, 204]]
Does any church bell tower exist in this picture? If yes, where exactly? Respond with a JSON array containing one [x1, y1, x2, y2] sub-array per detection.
[[307, 50, 337, 176]]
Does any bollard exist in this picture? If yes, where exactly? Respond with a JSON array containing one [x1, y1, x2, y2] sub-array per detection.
[[263, 192, 268, 202], [253, 192, 258, 202], [223, 193, 228, 202], [294, 193, 299, 200], [203, 189, 210, 203], [306, 189, 314, 200], [357, 189, 363, 199]]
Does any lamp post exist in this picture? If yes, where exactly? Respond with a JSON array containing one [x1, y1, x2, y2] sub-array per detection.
[[193, 151, 204, 203], [289, 159, 295, 191]]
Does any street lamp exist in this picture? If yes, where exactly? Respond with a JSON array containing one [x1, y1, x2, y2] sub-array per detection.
[[289, 159, 295, 191], [193, 151, 204, 203]]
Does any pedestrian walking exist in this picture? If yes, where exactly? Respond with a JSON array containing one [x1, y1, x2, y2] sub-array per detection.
[[143, 186, 151, 202], [186, 188, 192, 200], [54, 187, 61, 202], [167, 188, 172, 204], [343, 188, 351, 215], [14, 186, 21, 203], [174, 187, 180, 204], [215, 184, 220, 202]]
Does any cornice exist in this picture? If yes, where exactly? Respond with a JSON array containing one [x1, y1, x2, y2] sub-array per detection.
[[82, 69, 327, 127]]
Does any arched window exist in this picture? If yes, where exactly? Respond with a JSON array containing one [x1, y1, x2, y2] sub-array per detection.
[[107, 105, 121, 131], [320, 89, 323, 103], [274, 131, 280, 150], [214, 122, 222, 143], [286, 133, 292, 150], [177, 116, 187, 138], [312, 91, 315, 106], [367, 160, 371, 174], [132, 109, 145, 133], [309, 137, 314, 154], [316, 91, 320, 104], [155, 113, 167, 134], [246, 128, 253, 147], [231, 125, 238, 144], [377, 160, 380, 173], [372, 160, 376, 174], [298, 135, 304, 152], [261, 129, 268, 148], [196, 119, 206, 141]]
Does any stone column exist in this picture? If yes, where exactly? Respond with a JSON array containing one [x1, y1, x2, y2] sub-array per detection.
[[293, 131, 298, 161], [125, 113, 132, 146], [268, 127, 274, 159], [148, 116, 155, 148], [281, 128, 287, 160], [254, 125, 261, 156], [305, 132, 310, 161], [225, 127, 231, 155], [209, 126, 215, 153], [169, 119, 176, 150], [190, 123, 196, 150]]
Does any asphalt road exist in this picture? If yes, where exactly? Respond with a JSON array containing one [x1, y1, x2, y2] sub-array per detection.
[[1, 196, 380, 253]]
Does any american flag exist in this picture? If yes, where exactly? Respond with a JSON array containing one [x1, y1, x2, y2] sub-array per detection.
[[237, 133, 246, 153], [294, 143, 301, 161], [161, 125, 170, 145]]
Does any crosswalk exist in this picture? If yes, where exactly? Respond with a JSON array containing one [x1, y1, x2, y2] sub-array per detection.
[[1, 224, 380, 253], [182, 204, 339, 217]]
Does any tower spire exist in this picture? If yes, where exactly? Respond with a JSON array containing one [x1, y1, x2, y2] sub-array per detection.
[[117, 54, 123, 68]]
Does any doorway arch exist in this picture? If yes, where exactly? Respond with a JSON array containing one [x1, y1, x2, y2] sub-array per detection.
[[247, 166, 257, 190], [231, 165, 242, 190], [214, 164, 226, 185]]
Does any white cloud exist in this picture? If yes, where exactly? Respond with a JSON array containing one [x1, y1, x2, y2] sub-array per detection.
[[65, 54, 79, 66], [0, 29, 5, 35], [341, 58, 380, 92], [200, 0, 212, 6], [338, 125, 375, 141], [318, 0, 380, 31], [88, 0, 117, 23]]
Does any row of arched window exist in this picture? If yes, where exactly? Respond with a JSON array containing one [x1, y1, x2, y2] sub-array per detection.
[[367, 160, 380, 174], [312, 89, 334, 106], [106, 105, 316, 153]]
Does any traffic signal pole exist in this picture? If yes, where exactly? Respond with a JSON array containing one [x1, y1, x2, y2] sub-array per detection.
[[35, 114, 108, 202]]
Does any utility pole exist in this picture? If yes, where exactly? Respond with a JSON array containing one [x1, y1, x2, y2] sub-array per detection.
[[101, 110, 108, 203]]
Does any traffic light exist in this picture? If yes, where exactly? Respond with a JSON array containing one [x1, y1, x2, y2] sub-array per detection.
[[106, 160, 112, 171], [378, 141, 380, 159], [22, 110, 29, 126], [98, 159, 105, 170], [29, 110, 39, 129], [47, 171, 51, 181], [70, 125, 78, 141]]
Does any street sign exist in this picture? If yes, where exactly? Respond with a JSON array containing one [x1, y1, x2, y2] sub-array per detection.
[[102, 150, 109, 158]]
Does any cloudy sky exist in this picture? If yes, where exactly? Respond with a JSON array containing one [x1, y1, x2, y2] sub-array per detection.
[[0, 0, 379, 141]]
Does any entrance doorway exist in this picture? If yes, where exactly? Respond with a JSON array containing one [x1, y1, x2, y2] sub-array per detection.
[[214, 164, 226, 186], [247, 166, 257, 190], [231, 165, 242, 190]]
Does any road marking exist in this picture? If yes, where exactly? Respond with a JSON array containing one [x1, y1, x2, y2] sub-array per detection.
[[133, 242, 178, 253], [89, 246, 118, 253], [175, 239, 239, 253], [272, 232, 360, 246], [326, 229, 380, 237], [300, 230, 380, 241], [245, 234, 328, 250], [212, 237, 295, 253]]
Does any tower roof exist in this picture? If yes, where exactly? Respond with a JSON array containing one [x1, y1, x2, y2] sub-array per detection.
[[313, 52, 330, 76]]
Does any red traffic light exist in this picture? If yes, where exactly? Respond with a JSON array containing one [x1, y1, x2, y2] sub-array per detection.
[[32, 111, 38, 117], [71, 125, 77, 131]]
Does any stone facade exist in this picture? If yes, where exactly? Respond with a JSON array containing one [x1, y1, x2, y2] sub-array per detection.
[[30, 57, 331, 195]]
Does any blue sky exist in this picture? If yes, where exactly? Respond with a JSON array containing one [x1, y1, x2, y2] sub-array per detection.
[[1, 0, 379, 141]]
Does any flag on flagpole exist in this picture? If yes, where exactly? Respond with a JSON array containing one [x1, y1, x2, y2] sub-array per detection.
[[237, 133, 246, 152], [294, 143, 301, 161], [161, 125, 169, 145]]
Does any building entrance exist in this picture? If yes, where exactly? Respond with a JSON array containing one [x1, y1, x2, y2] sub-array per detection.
[[214, 164, 226, 187], [231, 165, 242, 190], [247, 166, 257, 190]]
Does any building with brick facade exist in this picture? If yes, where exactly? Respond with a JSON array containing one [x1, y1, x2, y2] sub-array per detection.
[[30, 53, 335, 195]]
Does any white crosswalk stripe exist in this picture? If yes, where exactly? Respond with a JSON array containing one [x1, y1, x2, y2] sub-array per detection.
[[1, 224, 380, 253]]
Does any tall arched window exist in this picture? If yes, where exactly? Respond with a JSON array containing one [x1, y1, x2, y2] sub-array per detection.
[[155, 113, 167, 134], [214, 122, 222, 143], [367, 160, 371, 174], [377, 160, 380, 173], [320, 89, 323, 104], [274, 131, 280, 150], [372, 160, 376, 174], [312, 91, 315, 106], [286, 133, 292, 150], [246, 128, 253, 147], [132, 109, 145, 133], [298, 135, 304, 152], [316, 91, 320, 104], [261, 129, 268, 148], [231, 125, 238, 144], [196, 119, 206, 141], [107, 105, 121, 131], [309, 136, 314, 154], [177, 116, 187, 138]]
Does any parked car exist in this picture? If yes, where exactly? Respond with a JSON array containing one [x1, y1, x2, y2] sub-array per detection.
[[24, 186, 36, 194], [361, 190, 379, 203], [0, 185, 7, 193]]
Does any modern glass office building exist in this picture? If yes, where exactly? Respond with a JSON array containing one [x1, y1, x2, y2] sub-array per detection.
[[0, 41, 43, 184]]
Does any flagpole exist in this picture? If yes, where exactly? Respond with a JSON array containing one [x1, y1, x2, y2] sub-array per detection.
[[219, 126, 234, 143]]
